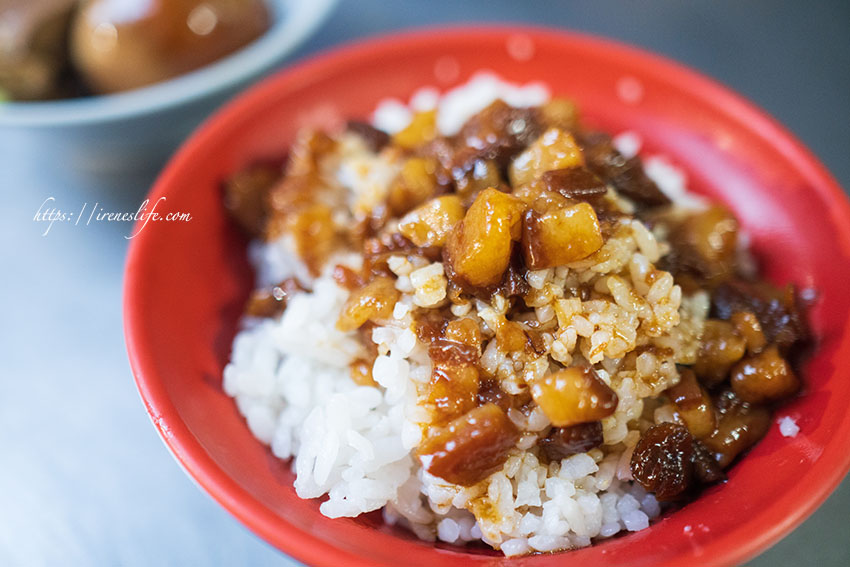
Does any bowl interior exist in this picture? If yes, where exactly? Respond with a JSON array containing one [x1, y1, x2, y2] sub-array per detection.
[[124, 28, 850, 567]]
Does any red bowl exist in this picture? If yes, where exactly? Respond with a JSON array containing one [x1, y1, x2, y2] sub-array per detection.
[[124, 26, 850, 567]]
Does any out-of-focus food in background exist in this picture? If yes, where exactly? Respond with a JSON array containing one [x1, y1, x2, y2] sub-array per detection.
[[0, 0, 78, 100], [0, 0, 270, 101], [72, 0, 270, 93]]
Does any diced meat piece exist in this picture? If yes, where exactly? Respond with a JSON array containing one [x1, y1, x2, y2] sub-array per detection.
[[223, 163, 280, 237], [578, 131, 670, 208], [346, 120, 390, 152], [500, 249, 531, 299], [712, 280, 807, 351], [509, 127, 584, 187], [418, 404, 520, 486], [631, 422, 695, 501], [263, 130, 339, 271], [730, 345, 799, 404], [521, 202, 604, 269], [419, 137, 506, 204], [525, 329, 547, 356], [398, 195, 464, 247], [426, 318, 484, 422], [730, 310, 767, 354], [332, 265, 365, 291], [692, 440, 726, 484], [477, 379, 514, 413], [428, 337, 480, 366], [443, 318, 483, 354], [453, 159, 504, 203], [541, 166, 608, 202], [336, 276, 400, 332], [349, 358, 378, 387], [455, 100, 542, 168], [387, 157, 441, 216], [512, 181, 574, 212], [666, 206, 739, 284], [443, 188, 526, 289], [538, 98, 579, 131], [411, 308, 450, 344], [417, 136, 456, 185], [428, 364, 480, 423], [394, 110, 437, 149], [492, 319, 545, 357], [538, 422, 604, 462], [360, 232, 441, 277], [287, 204, 338, 275], [702, 390, 772, 468], [244, 278, 303, 318], [693, 320, 747, 386], [282, 129, 336, 178], [666, 368, 717, 439], [529, 366, 618, 427]]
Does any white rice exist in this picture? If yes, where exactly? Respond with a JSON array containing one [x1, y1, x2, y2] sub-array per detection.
[[644, 156, 708, 210], [220, 74, 725, 555], [778, 416, 800, 438], [373, 71, 550, 136]]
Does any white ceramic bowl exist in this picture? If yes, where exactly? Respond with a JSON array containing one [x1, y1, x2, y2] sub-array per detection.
[[0, 0, 337, 183]]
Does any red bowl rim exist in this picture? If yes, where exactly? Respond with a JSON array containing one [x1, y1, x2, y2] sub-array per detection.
[[124, 25, 850, 567]]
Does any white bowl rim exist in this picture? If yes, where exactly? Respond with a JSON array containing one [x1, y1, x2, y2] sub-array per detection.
[[0, 0, 337, 128]]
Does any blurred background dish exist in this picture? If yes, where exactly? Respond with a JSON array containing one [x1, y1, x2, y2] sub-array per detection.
[[0, 0, 337, 184], [0, 0, 80, 101], [70, 0, 270, 96], [1, 0, 271, 100]]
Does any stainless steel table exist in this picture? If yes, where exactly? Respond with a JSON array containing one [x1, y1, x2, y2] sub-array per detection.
[[2, 1, 847, 565]]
